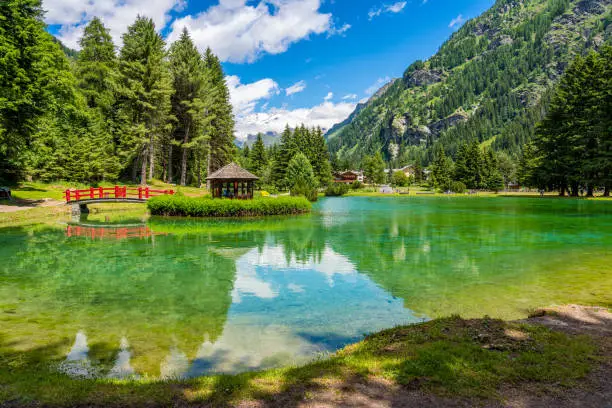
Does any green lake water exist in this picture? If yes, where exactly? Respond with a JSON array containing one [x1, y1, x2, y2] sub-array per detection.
[[1, 197, 611, 379]]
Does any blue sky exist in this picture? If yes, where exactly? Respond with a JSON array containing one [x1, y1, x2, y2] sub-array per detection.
[[44, 0, 494, 138]]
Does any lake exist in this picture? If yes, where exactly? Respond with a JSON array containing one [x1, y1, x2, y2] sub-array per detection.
[[1, 197, 611, 379]]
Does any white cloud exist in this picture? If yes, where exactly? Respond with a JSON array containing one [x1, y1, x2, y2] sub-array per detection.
[[43, 0, 184, 49], [328, 22, 351, 37], [364, 76, 391, 96], [285, 80, 307, 96], [449, 14, 465, 28], [226, 75, 280, 116], [368, 2, 407, 20], [234, 100, 356, 139], [168, 0, 337, 63], [226, 76, 354, 139], [342, 94, 358, 100]]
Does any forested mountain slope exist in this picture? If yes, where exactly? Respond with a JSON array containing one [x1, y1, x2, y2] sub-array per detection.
[[327, 0, 611, 167]]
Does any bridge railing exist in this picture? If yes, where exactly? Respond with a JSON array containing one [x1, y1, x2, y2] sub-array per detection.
[[65, 186, 174, 203]]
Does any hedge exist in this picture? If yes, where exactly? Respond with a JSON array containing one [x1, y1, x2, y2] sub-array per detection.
[[147, 195, 311, 217]]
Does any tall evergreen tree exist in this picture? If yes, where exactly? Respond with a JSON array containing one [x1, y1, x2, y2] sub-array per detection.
[[430, 144, 454, 191], [0, 0, 75, 180], [119, 16, 173, 183], [169, 28, 213, 186], [75, 17, 121, 180], [272, 125, 297, 188], [249, 133, 268, 175], [204, 48, 235, 176], [76, 18, 117, 112], [363, 152, 386, 185]]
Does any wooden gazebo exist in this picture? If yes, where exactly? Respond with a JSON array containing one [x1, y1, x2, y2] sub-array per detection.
[[206, 162, 258, 199]]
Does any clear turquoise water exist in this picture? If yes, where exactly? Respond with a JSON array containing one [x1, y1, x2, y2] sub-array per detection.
[[1, 197, 611, 379]]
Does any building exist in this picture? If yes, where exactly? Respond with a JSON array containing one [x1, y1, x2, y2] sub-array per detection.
[[206, 162, 258, 199], [333, 170, 364, 184], [384, 165, 416, 178]]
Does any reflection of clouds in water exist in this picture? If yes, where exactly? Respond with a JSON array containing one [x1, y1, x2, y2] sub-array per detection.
[[232, 245, 356, 302], [287, 283, 305, 293], [393, 240, 406, 261], [453, 254, 480, 276], [188, 324, 320, 375], [108, 337, 138, 379], [59, 331, 96, 378], [160, 347, 189, 379]]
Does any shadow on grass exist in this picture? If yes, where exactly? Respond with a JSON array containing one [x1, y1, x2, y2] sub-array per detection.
[[1, 310, 608, 407]]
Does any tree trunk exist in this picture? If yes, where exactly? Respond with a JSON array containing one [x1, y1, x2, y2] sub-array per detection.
[[132, 159, 138, 184], [570, 183, 579, 197], [167, 144, 173, 184], [140, 150, 147, 185], [586, 185, 594, 197], [148, 133, 155, 181], [180, 122, 191, 186], [197, 153, 202, 188], [604, 185, 610, 197]]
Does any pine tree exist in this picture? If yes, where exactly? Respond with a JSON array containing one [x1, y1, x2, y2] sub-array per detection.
[[0, 0, 76, 180], [119, 16, 173, 184], [169, 28, 213, 186], [310, 127, 333, 186], [249, 133, 268, 175], [430, 144, 454, 191], [286, 152, 317, 201], [272, 125, 297, 189], [75, 17, 121, 180], [76, 17, 117, 112], [363, 152, 386, 185], [204, 48, 235, 176]]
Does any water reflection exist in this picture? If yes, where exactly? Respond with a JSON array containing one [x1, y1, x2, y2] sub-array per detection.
[[59, 331, 96, 378], [108, 338, 138, 379], [2, 197, 611, 379]]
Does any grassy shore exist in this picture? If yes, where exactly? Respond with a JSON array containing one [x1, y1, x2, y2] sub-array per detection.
[[1, 307, 609, 407]]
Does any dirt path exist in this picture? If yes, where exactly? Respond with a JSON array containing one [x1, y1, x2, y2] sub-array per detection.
[[0, 198, 64, 213], [238, 305, 612, 408]]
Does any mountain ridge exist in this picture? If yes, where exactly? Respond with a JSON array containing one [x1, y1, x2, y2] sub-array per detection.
[[327, 0, 611, 167]]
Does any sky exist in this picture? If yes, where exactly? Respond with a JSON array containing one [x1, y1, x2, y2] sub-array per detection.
[[44, 0, 494, 140]]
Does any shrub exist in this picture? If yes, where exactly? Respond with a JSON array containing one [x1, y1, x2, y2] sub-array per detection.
[[324, 183, 349, 196], [391, 171, 410, 187], [450, 181, 467, 194], [147, 195, 311, 217], [351, 180, 363, 190]]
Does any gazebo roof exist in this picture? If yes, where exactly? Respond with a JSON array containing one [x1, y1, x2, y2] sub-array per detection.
[[206, 162, 259, 181]]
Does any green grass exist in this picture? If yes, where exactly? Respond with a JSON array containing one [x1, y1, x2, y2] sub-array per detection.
[[0, 316, 596, 407], [147, 195, 311, 217]]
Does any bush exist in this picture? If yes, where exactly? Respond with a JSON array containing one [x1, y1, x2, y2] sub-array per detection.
[[324, 183, 349, 196], [450, 181, 467, 194], [147, 195, 311, 217], [391, 171, 410, 187], [351, 180, 363, 190]]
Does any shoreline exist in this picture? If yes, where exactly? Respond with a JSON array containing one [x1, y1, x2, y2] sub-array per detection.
[[1, 304, 610, 407]]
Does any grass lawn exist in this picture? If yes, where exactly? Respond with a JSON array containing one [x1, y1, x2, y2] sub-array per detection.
[[0, 314, 601, 407]]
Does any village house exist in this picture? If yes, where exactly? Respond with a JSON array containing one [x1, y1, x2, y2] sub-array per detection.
[[333, 170, 364, 184]]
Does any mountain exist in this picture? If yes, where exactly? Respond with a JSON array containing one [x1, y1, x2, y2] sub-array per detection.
[[326, 79, 399, 138], [327, 0, 612, 166], [236, 131, 281, 148], [51, 36, 79, 60]]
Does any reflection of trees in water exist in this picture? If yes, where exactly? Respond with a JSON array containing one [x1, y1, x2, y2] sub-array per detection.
[[1, 226, 237, 375], [321, 200, 612, 319]]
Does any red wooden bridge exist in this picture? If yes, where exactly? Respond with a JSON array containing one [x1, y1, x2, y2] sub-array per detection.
[[65, 186, 174, 214], [65, 186, 174, 204]]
